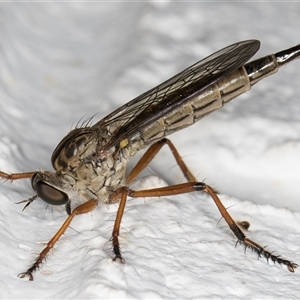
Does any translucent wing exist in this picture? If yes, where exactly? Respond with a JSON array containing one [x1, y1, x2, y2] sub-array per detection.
[[93, 40, 260, 152]]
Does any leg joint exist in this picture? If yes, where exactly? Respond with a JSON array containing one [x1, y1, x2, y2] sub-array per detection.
[[193, 182, 206, 191]]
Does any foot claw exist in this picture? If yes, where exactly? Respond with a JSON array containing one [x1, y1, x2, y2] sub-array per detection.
[[113, 245, 125, 263], [18, 271, 34, 281], [288, 262, 298, 273], [113, 256, 125, 263]]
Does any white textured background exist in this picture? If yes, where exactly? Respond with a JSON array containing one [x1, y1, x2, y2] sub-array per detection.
[[0, 3, 300, 299]]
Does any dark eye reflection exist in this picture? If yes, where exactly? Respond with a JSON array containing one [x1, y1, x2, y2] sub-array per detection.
[[36, 181, 68, 205]]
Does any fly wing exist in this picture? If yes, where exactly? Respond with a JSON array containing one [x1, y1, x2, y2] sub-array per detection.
[[94, 40, 260, 152]]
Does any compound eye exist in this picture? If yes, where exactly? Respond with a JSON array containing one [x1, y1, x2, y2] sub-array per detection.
[[36, 181, 68, 205]]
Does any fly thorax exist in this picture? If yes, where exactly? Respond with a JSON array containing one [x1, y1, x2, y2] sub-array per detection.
[[77, 146, 128, 203]]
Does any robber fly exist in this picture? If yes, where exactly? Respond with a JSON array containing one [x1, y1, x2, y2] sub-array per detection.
[[1, 40, 299, 280]]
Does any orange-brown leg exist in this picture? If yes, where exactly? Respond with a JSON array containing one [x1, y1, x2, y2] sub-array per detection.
[[19, 199, 98, 281], [110, 182, 297, 272], [126, 182, 297, 273], [111, 138, 197, 262], [0, 171, 36, 181], [110, 187, 128, 262], [126, 138, 196, 184]]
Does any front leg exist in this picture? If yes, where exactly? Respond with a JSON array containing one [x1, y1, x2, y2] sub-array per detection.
[[19, 200, 98, 280]]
